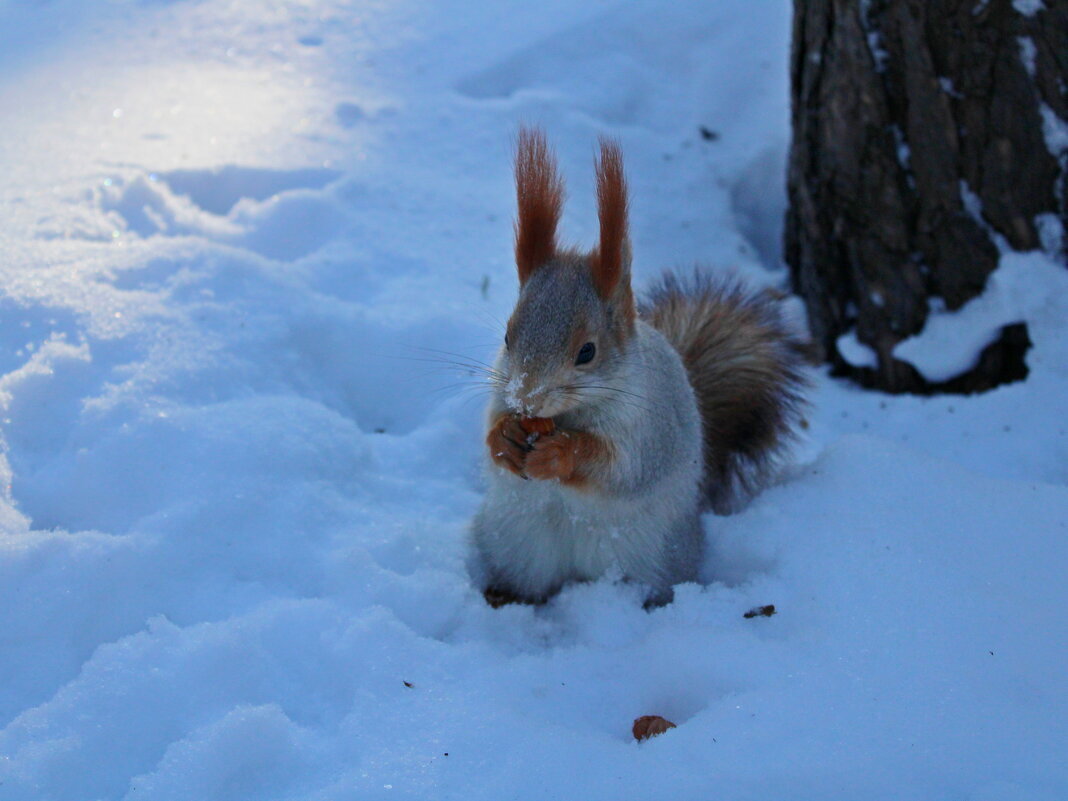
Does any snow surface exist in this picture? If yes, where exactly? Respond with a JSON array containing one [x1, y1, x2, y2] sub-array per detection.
[[0, 1, 1066, 800], [893, 252, 1068, 382]]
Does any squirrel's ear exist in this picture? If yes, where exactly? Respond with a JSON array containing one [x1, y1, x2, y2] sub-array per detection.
[[514, 127, 564, 285], [591, 137, 631, 300]]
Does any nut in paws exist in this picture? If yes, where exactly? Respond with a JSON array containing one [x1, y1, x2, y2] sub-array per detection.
[[524, 432, 576, 481]]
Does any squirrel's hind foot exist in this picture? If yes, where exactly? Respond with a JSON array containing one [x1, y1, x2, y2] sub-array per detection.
[[483, 586, 546, 609]]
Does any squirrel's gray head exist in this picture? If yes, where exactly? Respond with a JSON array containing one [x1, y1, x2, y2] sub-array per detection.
[[498, 128, 635, 418]]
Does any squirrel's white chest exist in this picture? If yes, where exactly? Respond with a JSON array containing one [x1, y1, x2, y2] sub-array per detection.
[[475, 473, 681, 593]]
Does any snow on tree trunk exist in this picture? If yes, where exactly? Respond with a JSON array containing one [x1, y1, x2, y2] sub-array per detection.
[[785, 0, 1067, 394]]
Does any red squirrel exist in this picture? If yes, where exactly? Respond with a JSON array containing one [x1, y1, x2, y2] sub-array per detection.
[[470, 128, 808, 607]]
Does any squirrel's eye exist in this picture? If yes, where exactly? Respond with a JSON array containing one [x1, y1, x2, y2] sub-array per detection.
[[575, 341, 596, 366], [504, 334, 510, 349]]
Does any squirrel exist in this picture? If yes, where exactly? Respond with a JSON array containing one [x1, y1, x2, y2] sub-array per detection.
[[469, 128, 809, 607]]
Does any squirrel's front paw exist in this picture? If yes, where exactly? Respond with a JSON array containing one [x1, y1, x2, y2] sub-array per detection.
[[525, 431, 577, 482], [486, 414, 530, 477]]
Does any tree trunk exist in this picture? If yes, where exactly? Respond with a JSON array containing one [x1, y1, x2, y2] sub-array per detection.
[[785, 0, 1067, 394]]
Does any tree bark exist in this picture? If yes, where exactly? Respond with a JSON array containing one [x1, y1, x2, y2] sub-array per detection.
[[786, 0, 1066, 394]]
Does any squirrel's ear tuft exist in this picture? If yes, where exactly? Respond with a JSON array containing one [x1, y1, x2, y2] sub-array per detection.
[[514, 127, 564, 284], [591, 137, 630, 300]]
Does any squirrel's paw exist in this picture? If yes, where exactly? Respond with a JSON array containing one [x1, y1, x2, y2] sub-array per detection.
[[486, 414, 529, 477], [524, 431, 577, 482]]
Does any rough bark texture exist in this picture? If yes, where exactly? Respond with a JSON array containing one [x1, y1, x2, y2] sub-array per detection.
[[786, 0, 1067, 394]]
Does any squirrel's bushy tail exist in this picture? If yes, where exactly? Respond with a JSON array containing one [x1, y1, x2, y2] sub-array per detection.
[[641, 272, 811, 513]]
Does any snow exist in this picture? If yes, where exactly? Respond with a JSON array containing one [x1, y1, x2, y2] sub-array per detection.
[[1017, 37, 1038, 77], [0, 1, 1066, 800], [1040, 103, 1068, 158], [938, 75, 963, 98], [961, 178, 1012, 253], [1036, 212, 1064, 256], [1013, 0, 1046, 16], [836, 330, 879, 369], [893, 252, 1068, 382], [892, 124, 913, 182]]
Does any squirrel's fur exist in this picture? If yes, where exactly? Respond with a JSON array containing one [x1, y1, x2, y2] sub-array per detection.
[[641, 274, 809, 513], [469, 128, 808, 606]]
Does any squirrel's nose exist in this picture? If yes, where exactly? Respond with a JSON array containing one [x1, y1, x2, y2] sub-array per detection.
[[513, 393, 543, 417], [504, 373, 545, 416]]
